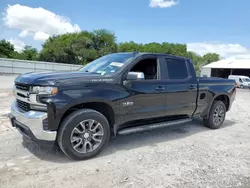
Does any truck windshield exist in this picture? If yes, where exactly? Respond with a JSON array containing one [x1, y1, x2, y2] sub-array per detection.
[[242, 78, 250, 82], [79, 53, 136, 75]]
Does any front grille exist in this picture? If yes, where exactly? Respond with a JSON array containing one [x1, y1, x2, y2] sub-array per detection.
[[17, 99, 30, 112], [15, 83, 29, 91]]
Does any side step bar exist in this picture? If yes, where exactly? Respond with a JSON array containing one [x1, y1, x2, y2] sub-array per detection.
[[118, 118, 192, 135]]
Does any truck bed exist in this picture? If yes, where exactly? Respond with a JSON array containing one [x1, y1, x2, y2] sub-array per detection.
[[197, 76, 235, 85]]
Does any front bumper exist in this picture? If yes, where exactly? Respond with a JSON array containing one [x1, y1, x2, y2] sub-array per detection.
[[9, 101, 57, 141]]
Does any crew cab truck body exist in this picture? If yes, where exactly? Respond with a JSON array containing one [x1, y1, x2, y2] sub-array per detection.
[[9, 52, 236, 160]]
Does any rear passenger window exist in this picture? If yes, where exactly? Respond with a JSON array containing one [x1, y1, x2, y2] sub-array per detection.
[[166, 58, 189, 79]]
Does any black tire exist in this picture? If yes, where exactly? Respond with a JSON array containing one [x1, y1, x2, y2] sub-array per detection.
[[203, 100, 226, 129], [57, 109, 110, 160]]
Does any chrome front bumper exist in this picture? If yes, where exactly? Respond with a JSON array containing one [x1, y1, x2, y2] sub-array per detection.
[[9, 101, 57, 141]]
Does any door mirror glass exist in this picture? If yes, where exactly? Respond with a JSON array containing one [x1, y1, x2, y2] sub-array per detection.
[[126, 72, 145, 81]]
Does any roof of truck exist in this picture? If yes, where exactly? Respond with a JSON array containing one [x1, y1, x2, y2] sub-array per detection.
[[115, 52, 190, 61]]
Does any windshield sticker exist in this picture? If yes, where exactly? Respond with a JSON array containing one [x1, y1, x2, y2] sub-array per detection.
[[110, 62, 124, 67]]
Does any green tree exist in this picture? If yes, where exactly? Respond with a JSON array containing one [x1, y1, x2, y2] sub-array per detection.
[[0, 39, 15, 58], [118, 41, 143, 52], [92, 29, 117, 55], [15, 45, 38, 60], [39, 34, 79, 64], [141, 42, 163, 53], [117, 42, 188, 55], [161, 43, 187, 56], [117, 41, 220, 75], [27, 29, 219, 75], [202, 53, 220, 65], [39, 29, 117, 64]]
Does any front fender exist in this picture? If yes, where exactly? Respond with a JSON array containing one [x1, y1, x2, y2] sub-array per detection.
[[46, 86, 128, 131]]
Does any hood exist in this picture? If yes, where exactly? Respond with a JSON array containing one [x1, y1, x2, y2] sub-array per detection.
[[15, 71, 106, 86]]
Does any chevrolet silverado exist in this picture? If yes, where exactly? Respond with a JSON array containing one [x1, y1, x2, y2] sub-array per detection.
[[8, 52, 236, 160]]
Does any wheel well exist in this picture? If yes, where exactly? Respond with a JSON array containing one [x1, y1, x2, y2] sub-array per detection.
[[214, 95, 230, 111], [61, 102, 115, 133]]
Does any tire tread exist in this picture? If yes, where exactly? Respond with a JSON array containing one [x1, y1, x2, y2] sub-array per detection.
[[57, 108, 110, 160], [203, 100, 226, 129]]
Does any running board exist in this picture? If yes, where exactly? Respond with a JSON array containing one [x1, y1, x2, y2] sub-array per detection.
[[118, 118, 192, 135]]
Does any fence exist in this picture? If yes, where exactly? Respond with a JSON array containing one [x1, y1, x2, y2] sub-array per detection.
[[0, 58, 82, 74]]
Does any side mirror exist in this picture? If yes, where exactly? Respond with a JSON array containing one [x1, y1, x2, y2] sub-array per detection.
[[126, 72, 145, 81]]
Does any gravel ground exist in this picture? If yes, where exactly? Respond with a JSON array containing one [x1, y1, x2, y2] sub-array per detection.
[[0, 76, 249, 188]]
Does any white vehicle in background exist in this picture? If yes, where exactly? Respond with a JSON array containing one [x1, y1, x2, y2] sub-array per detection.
[[228, 75, 250, 89]]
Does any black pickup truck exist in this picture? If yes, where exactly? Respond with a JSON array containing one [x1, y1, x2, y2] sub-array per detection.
[[9, 52, 236, 160]]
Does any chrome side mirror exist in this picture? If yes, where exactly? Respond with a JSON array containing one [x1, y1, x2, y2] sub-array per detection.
[[126, 72, 145, 81]]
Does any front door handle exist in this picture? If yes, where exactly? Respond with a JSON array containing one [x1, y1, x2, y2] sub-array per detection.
[[155, 86, 165, 91], [189, 84, 196, 89]]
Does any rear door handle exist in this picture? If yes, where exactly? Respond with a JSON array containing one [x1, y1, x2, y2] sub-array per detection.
[[155, 86, 165, 91]]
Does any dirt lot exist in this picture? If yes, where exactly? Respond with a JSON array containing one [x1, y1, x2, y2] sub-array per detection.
[[0, 75, 249, 188]]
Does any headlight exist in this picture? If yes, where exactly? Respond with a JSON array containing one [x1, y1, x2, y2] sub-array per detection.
[[32, 86, 58, 95]]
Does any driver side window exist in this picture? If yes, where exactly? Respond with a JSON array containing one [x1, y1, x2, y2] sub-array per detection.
[[239, 78, 243, 83], [130, 58, 158, 80]]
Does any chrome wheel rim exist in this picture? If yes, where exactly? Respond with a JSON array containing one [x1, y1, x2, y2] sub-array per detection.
[[213, 105, 225, 126], [70, 119, 104, 154]]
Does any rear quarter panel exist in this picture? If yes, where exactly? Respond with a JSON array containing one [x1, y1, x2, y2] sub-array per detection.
[[196, 77, 236, 117]]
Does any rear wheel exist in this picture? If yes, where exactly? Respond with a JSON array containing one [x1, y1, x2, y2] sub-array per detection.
[[203, 100, 226, 129], [57, 109, 110, 160]]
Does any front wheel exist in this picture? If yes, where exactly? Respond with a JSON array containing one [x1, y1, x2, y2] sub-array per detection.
[[57, 109, 110, 160], [203, 100, 226, 129]]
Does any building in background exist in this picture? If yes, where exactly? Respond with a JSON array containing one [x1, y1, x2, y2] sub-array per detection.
[[201, 57, 250, 78]]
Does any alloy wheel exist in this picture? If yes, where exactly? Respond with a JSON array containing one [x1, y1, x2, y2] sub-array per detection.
[[213, 105, 225, 126], [70, 119, 104, 153]]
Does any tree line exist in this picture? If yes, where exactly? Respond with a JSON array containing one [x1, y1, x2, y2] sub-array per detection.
[[0, 29, 220, 74]]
